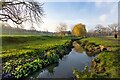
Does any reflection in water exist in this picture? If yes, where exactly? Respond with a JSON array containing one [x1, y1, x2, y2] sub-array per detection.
[[45, 64, 58, 75], [28, 46, 97, 78], [72, 41, 84, 53], [38, 64, 58, 78], [72, 41, 98, 57]]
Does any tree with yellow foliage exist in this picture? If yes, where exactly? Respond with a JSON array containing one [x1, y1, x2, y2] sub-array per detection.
[[72, 23, 86, 37]]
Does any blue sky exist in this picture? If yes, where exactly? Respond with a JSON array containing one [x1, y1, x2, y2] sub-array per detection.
[[37, 2, 118, 32]]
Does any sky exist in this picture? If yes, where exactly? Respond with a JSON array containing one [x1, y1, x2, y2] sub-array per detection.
[[36, 1, 118, 32], [4, 0, 118, 32]]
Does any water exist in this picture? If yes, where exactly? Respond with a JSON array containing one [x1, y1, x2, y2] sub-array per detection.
[[28, 48, 97, 78]]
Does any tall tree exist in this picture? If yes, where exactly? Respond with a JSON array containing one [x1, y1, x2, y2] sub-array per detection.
[[72, 23, 86, 37], [0, 0, 44, 28]]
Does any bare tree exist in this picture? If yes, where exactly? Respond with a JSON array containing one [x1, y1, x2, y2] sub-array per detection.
[[95, 24, 104, 36], [108, 23, 118, 38], [108, 23, 118, 33], [56, 23, 67, 37], [0, 0, 44, 28], [103, 27, 111, 36]]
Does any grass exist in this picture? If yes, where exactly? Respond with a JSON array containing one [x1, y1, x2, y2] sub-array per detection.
[[81, 37, 120, 51], [1, 35, 71, 60], [1, 35, 70, 50], [1, 35, 72, 79], [81, 37, 119, 46]]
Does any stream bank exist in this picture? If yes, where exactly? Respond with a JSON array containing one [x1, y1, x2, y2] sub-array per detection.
[[27, 41, 97, 79], [73, 39, 113, 78], [2, 41, 72, 79]]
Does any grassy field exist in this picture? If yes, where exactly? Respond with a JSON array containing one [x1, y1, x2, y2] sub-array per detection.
[[1, 35, 120, 78], [73, 36, 120, 78], [1, 35, 72, 78], [2, 35, 69, 50], [1, 35, 71, 60]]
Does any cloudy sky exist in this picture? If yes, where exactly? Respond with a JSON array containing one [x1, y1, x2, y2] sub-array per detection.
[[36, 1, 118, 32]]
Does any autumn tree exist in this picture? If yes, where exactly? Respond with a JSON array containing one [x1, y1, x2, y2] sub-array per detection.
[[56, 23, 67, 37], [72, 23, 86, 37], [0, 0, 44, 28]]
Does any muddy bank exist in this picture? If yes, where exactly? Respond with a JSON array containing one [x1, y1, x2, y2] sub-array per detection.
[[77, 40, 110, 56]]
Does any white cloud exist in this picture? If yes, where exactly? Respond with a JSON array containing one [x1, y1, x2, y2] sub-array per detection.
[[38, 18, 87, 32], [99, 14, 107, 22], [38, 18, 73, 32], [64, 19, 86, 25], [39, 18, 59, 32]]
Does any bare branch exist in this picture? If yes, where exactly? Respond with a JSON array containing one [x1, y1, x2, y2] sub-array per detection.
[[0, 0, 44, 28]]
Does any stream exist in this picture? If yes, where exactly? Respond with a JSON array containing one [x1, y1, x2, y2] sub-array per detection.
[[28, 45, 97, 78]]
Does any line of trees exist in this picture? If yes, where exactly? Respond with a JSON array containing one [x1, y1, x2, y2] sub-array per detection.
[[0, 22, 53, 35], [87, 23, 119, 37], [55, 23, 87, 37]]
